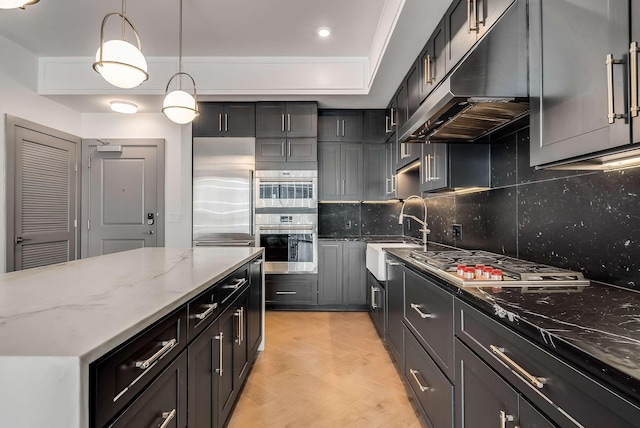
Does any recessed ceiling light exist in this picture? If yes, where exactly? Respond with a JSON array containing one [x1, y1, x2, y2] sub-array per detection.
[[317, 27, 331, 38], [110, 101, 138, 114]]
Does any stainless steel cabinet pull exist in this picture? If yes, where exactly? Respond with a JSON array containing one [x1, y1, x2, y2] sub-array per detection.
[[390, 108, 396, 126], [287, 113, 291, 132], [281, 142, 285, 157], [342, 180, 345, 195], [409, 369, 431, 392], [385, 178, 391, 194], [385, 260, 403, 266], [224, 113, 228, 131], [499, 410, 515, 428], [275, 291, 297, 295], [336, 120, 340, 137], [631, 42, 639, 117], [341, 119, 345, 136], [606, 54, 625, 123], [135, 339, 177, 370], [241, 307, 245, 343], [193, 303, 218, 320], [371, 286, 379, 309], [430, 153, 437, 180], [159, 409, 177, 428], [234, 309, 242, 344], [215, 333, 223, 376], [288, 142, 291, 158], [336, 179, 340, 194], [385, 115, 391, 133], [391, 175, 397, 192], [490, 345, 546, 389], [281, 113, 285, 132], [467, 0, 478, 33], [218, 113, 223, 132], [424, 55, 433, 84], [410, 303, 435, 319]]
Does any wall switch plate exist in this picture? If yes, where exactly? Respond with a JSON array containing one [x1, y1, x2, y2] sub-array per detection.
[[452, 224, 462, 240]]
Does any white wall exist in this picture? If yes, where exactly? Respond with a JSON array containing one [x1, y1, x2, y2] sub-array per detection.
[[0, 35, 82, 273], [81, 113, 192, 249]]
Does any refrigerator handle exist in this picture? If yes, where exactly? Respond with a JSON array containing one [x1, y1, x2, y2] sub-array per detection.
[[250, 170, 255, 237]]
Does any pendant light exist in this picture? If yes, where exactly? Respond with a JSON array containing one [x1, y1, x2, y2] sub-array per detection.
[[0, 0, 38, 9], [162, 0, 199, 124], [93, 0, 148, 89]]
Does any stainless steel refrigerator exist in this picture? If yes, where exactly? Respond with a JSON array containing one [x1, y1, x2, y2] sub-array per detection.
[[192, 137, 255, 246]]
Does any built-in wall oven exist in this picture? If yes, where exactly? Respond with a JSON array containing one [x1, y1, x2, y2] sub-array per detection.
[[255, 213, 318, 274], [255, 170, 317, 209]]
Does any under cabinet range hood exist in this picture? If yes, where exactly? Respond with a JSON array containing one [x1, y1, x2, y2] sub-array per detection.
[[400, 0, 529, 144]]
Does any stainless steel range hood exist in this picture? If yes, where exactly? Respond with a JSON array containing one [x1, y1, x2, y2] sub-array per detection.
[[400, 0, 529, 144]]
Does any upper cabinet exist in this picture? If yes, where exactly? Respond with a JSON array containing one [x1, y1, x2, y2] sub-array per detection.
[[419, 19, 446, 103], [529, 0, 631, 166], [318, 110, 364, 142], [256, 102, 317, 138], [363, 110, 387, 143], [192, 102, 255, 137], [420, 143, 490, 193]]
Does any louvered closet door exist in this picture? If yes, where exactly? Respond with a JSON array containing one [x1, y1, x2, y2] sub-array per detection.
[[14, 127, 77, 270]]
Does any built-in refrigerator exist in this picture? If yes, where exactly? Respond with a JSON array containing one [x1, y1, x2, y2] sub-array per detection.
[[192, 137, 255, 246]]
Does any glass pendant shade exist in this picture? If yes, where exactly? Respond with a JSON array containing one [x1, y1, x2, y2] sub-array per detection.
[[163, 88, 198, 124], [0, 0, 38, 9], [94, 40, 148, 88]]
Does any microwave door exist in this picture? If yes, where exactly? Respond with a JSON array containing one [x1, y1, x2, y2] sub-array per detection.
[[193, 170, 253, 242]]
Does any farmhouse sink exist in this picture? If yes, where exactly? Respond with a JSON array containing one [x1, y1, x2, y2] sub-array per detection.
[[366, 242, 421, 281]]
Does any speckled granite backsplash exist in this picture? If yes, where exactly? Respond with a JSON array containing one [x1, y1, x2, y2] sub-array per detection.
[[426, 126, 640, 291]]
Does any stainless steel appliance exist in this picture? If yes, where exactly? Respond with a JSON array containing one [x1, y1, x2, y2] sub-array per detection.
[[409, 249, 589, 288], [255, 170, 317, 209], [255, 213, 317, 273], [193, 137, 255, 246]]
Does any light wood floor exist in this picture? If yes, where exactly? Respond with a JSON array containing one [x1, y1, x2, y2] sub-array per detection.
[[227, 311, 426, 428]]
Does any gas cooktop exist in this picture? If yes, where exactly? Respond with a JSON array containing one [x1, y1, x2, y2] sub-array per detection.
[[409, 249, 590, 288]]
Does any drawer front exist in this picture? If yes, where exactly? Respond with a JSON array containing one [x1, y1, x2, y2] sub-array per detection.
[[405, 327, 454, 428], [266, 277, 317, 304], [92, 307, 187, 428], [404, 268, 454, 379], [218, 266, 249, 308], [109, 351, 187, 428], [187, 284, 219, 342], [455, 299, 640, 427]]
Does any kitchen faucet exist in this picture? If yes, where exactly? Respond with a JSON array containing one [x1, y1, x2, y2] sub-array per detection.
[[399, 195, 430, 246]]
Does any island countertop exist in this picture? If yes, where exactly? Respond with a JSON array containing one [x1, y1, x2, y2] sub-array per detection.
[[0, 247, 263, 428]]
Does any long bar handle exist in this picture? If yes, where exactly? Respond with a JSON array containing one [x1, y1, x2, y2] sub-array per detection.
[[336, 120, 340, 137], [241, 307, 245, 343], [193, 302, 218, 321], [409, 369, 431, 392], [218, 113, 222, 132], [275, 291, 297, 295], [385, 115, 391, 133], [631, 42, 639, 117], [159, 409, 177, 428], [490, 345, 546, 389], [215, 332, 223, 376], [390, 108, 396, 126], [234, 309, 242, 344], [424, 55, 433, 85], [385, 259, 403, 266], [222, 278, 248, 290], [342, 119, 345, 137], [391, 175, 397, 192], [606, 54, 625, 124], [467, 0, 478, 32], [410, 303, 435, 319], [371, 286, 379, 309], [281, 142, 285, 157], [224, 113, 228, 132], [281, 113, 285, 132], [499, 410, 515, 428], [135, 339, 176, 370], [288, 142, 291, 158], [287, 113, 291, 132]]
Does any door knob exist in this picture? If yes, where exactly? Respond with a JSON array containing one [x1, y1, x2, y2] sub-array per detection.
[[15, 236, 31, 244], [144, 230, 154, 235]]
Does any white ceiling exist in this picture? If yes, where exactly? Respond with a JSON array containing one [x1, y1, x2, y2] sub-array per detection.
[[0, 0, 450, 112]]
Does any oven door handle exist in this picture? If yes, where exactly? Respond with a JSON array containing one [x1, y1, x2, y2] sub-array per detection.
[[257, 226, 315, 231]]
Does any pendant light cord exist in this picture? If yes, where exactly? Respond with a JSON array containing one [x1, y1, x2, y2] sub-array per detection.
[[121, 0, 126, 40], [178, 0, 183, 89]]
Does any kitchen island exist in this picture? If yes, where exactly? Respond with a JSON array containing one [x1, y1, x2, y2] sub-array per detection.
[[0, 247, 264, 428]]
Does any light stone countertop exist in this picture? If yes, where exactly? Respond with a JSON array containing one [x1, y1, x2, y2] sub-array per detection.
[[0, 247, 263, 428]]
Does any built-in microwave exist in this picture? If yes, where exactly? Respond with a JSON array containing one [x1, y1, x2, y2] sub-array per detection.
[[255, 170, 317, 209]]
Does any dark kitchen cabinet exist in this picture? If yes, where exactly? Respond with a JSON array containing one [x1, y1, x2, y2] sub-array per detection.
[[318, 110, 363, 142], [256, 102, 317, 138], [188, 318, 220, 428], [395, 82, 408, 136], [367, 272, 385, 338], [318, 240, 367, 306], [110, 351, 188, 428], [247, 258, 263, 358], [363, 144, 386, 201], [419, 19, 446, 102], [318, 143, 364, 201], [406, 61, 421, 120], [386, 256, 404, 365], [193, 102, 255, 137], [216, 300, 238, 427], [363, 109, 387, 143], [232, 291, 249, 388], [384, 142, 397, 200], [255, 138, 317, 163], [265, 274, 318, 306], [385, 100, 397, 141], [397, 141, 420, 170], [633, 2, 640, 144], [420, 143, 490, 192], [529, 0, 630, 166]]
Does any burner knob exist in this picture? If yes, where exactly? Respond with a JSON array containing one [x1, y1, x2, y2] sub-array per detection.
[[491, 269, 503, 281]]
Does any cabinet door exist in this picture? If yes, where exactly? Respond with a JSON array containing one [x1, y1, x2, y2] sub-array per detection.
[[446, 0, 478, 73], [318, 143, 341, 200], [386, 259, 404, 365], [455, 339, 519, 428], [343, 241, 366, 305], [256, 102, 286, 137], [217, 307, 237, 427], [395, 82, 408, 133], [318, 241, 343, 305], [364, 144, 386, 201], [188, 320, 219, 428], [255, 138, 286, 162], [386, 101, 396, 140], [224, 103, 255, 137], [631, 1, 640, 144], [247, 258, 263, 357], [193, 103, 224, 137], [407, 61, 421, 119], [233, 292, 249, 386], [529, 0, 630, 166], [420, 20, 446, 102], [519, 398, 556, 428], [363, 110, 387, 143], [286, 102, 318, 137], [318, 110, 341, 142], [384, 142, 396, 199], [429, 143, 448, 191], [477, 0, 515, 38], [111, 352, 188, 428], [341, 143, 364, 201], [420, 143, 433, 193], [286, 138, 317, 162], [340, 110, 364, 142]]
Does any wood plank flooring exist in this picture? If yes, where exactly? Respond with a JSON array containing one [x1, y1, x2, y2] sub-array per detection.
[[228, 311, 426, 428]]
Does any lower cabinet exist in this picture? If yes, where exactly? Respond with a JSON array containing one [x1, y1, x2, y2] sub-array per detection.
[[367, 272, 385, 338], [318, 240, 367, 307], [385, 257, 404, 365], [265, 274, 318, 307]]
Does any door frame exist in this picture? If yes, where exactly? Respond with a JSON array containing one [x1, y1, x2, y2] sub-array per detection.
[[80, 138, 165, 258], [5, 115, 81, 272]]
